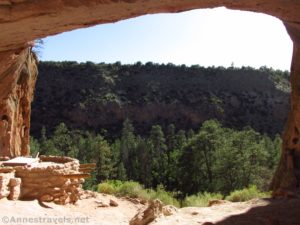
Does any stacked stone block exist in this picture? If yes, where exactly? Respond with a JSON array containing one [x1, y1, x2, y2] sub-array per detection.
[[0, 155, 89, 204], [14, 155, 86, 205], [0, 167, 21, 200]]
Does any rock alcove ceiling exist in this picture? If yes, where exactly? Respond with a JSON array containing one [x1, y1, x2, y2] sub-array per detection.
[[0, 0, 300, 192]]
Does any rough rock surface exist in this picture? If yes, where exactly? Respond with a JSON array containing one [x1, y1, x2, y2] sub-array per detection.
[[130, 199, 164, 225], [0, 167, 21, 200], [0, 170, 15, 199], [8, 177, 21, 200], [0, 0, 299, 53], [0, 49, 37, 157], [0, 0, 300, 191]]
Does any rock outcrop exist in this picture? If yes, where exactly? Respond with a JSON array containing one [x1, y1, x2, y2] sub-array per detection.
[[0, 0, 300, 192], [130, 200, 164, 225], [0, 49, 37, 158], [271, 22, 300, 191], [130, 200, 180, 225]]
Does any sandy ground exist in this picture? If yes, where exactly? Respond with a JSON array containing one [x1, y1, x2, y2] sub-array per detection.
[[154, 198, 300, 225], [0, 195, 300, 225], [0, 193, 143, 225]]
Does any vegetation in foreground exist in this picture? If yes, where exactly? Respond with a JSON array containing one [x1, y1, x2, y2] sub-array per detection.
[[31, 118, 281, 200], [225, 185, 271, 202], [98, 180, 180, 207], [97, 180, 271, 207]]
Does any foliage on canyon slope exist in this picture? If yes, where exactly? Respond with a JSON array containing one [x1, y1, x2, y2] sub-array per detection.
[[31, 119, 281, 197], [31, 61, 290, 139]]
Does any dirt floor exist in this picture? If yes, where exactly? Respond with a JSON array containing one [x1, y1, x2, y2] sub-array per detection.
[[0, 194, 299, 225], [153, 198, 300, 225], [0, 193, 143, 225]]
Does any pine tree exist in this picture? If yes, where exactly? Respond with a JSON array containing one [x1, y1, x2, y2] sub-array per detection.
[[94, 135, 113, 182], [39, 126, 61, 156], [175, 129, 187, 149], [149, 125, 168, 187], [120, 119, 137, 179], [30, 137, 40, 157], [110, 139, 121, 179], [52, 123, 76, 156], [179, 120, 223, 195], [187, 129, 195, 139], [150, 125, 167, 154], [116, 162, 127, 181], [136, 137, 152, 187], [166, 124, 176, 151]]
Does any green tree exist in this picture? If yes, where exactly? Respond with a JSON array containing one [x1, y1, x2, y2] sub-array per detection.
[[187, 129, 195, 139], [30, 137, 40, 157], [175, 130, 187, 150], [149, 125, 168, 187], [165, 148, 181, 191], [213, 127, 271, 193], [75, 130, 91, 163], [166, 124, 176, 151], [52, 123, 77, 157], [165, 124, 180, 190], [116, 162, 128, 181], [110, 139, 122, 179], [120, 119, 137, 179], [136, 137, 152, 187], [39, 126, 61, 156], [93, 135, 113, 182], [179, 120, 223, 195]]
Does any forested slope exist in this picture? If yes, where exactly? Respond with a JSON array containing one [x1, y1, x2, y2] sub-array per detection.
[[31, 61, 290, 138]]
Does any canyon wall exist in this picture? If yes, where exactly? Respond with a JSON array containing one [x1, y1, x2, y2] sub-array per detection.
[[0, 0, 300, 191], [31, 62, 290, 138]]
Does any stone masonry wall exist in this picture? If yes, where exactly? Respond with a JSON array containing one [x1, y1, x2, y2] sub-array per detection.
[[0, 156, 88, 204]]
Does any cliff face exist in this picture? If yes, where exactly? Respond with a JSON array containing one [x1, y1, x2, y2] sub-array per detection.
[[31, 62, 290, 138], [0, 0, 300, 191], [0, 50, 37, 158]]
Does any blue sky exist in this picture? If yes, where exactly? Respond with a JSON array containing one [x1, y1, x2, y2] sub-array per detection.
[[41, 7, 293, 71]]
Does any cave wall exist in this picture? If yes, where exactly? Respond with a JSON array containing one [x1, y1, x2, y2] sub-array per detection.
[[0, 0, 300, 53], [0, 0, 300, 190], [0, 49, 37, 158], [271, 22, 300, 190]]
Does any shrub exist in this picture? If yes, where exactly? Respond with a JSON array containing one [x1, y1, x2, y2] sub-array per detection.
[[182, 192, 223, 207], [149, 185, 180, 207], [134, 188, 153, 201], [117, 181, 143, 198], [105, 180, 124, 190], [225, 185, 271, 202], [97, 181, 179, 207], [97, 182, 116, 194]]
